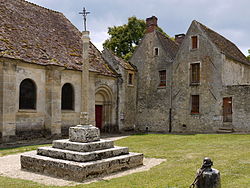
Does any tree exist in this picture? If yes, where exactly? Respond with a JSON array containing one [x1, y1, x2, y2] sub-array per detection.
[[247, 49, 250, 61], [103, 16, 170, 60]]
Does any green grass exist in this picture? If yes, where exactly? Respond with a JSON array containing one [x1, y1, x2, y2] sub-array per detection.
[[0, 134, 249, 188], [0, 144, 50, 157]]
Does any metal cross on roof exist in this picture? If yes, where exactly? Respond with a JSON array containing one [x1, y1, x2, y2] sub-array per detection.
[[79, 7, 90, 31]]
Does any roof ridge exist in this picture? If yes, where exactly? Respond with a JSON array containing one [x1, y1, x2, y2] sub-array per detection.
[[195, 20, 238, 49], [155, 30, 179, 60], [194, 20, 250, 65], [19, 0, 62, 14], [155, 30, 179, 45]]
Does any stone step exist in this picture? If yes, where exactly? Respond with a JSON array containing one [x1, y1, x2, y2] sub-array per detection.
[[217, 127, 234, 133], [21, 151, 143, 182], [37, 146, 129, 162], [52, 139, 114, 152]]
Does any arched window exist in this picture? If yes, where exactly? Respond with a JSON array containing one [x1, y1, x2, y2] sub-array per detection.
[[61, 83, 74, 110], [19, 79, 36, 109]]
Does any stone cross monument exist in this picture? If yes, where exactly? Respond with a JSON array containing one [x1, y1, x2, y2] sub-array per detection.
[[69, 10, 92, 139]]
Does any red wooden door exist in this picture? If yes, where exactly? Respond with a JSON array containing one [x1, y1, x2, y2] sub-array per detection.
[[223, 97, 232, 122], [95, 105, 103, 129]]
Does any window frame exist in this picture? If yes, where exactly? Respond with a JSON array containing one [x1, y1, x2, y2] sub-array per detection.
[[154, 47, 159, 56], [191, 95, 200, 114], [191, 35, 198, 49], [61, 83, 75, 111], [19, 78, 37, 110], [127, 72, 134, 86], [190, 62, 201, 85], [158, 70, 167, 87]]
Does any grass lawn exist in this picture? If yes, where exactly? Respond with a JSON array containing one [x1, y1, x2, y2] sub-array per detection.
[[0, 134, 249, 188]]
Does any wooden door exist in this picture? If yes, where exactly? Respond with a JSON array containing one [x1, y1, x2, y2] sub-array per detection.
[[95, 105, 103, 129], [223, 97, 232, 122]]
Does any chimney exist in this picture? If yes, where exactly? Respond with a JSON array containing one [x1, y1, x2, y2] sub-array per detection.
[[175, 34, 185, 45], [146, 16, 158, 33]]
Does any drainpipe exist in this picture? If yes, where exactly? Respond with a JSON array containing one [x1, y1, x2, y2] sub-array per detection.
[[169, 62, 173, 133]]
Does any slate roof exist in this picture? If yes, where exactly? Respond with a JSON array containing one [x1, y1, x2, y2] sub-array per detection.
[[0, 0, 116, 76], [155, 31, 179, 61], [195, 21, 250, 65]]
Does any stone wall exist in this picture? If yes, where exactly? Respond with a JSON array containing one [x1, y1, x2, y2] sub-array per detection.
[[130, 32, 172, 132], [102, 49, 137, 131], [222, 57, 250, 86], [0, 59, 17, 142], [0, 58, 119, 142], [172, 21, 224, 133], [122, 70, 137, 131], [223, 85, 250, 132], [61, 70, 81, 135]]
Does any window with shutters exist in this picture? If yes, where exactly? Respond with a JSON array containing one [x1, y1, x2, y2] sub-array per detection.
[[19, 79, 36, 110], [191, 95, 199, 114], [61, 83, 74, 110], [190, 63, 200, 85], [191, 36, 198, 49], [159, 70, 166, 87]]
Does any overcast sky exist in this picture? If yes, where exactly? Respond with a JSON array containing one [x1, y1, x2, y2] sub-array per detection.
[[26, 0, 249, 55]]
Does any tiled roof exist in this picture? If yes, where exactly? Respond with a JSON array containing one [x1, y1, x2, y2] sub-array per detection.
[[102, 48, 136, 71], [195, 21, 250, 65], [155, 31, 179, 61], [0, 0, 116, 76]]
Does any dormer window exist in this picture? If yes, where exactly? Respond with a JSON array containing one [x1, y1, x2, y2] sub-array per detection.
[[191, 36, 198, 49], [154, 47, 159, 56]]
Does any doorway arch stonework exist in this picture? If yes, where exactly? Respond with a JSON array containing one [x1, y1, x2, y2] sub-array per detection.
[[95, 85, 114, 132]]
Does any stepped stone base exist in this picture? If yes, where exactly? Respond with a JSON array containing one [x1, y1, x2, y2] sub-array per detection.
[[20, 125, 143, 182], [21, 152, 143, 182], [37, 146, 129, 162], [52, 139, 114, 152]]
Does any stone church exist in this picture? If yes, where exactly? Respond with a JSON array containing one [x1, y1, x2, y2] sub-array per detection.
[[1, 0, 250, 142], [0, 0, 136, 142]]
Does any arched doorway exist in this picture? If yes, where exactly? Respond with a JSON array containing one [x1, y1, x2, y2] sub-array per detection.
[[95, 86, 113, 132]]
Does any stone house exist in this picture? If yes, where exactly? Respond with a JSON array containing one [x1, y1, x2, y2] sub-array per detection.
[[130, 16, 179, 132], [0, 0, 136, 142], [130, 16, 250, 133], [172, 20, 250, 133]]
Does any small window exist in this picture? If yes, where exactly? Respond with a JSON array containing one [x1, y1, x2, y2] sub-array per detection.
[[191, 95, 199, 114], [190, 63, 200, 85], [159, 70, 166, 87], [191, 36, 198, 49], [61, 83, 74, 110], [19, 79, 36, 109], [128, 73, 133, 85], [154, 47, 159, 56]]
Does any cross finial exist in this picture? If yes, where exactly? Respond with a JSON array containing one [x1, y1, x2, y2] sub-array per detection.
[[79, 7, 90, 31]]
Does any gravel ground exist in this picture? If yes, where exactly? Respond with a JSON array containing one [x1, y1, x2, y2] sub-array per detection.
[[0, 136, 166, 186]]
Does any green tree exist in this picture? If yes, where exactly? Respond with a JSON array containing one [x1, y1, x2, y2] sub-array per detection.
[[103, 16, 170, 60], [247, 49, 250, 61]]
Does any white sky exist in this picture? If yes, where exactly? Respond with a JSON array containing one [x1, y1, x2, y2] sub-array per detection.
[[26, 0, 249, 55]]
